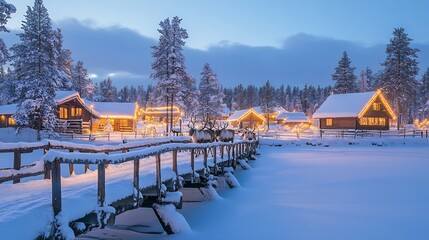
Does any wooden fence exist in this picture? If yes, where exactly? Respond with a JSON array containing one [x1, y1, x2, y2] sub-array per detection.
[[43, 139, 258, 238], [0, 138, 190, 184]]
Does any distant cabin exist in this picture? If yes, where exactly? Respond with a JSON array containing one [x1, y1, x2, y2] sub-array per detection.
[[0, 91, 138, 133], [226, 106, 286, 129], [142, 105, 183, 125], [277, 112, 311, 128], [312, 90, 396, 130]]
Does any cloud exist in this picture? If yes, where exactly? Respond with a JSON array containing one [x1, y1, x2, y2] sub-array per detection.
[[2, 19, 429, 89]]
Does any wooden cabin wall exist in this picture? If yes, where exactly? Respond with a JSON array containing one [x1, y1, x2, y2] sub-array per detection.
[[319, 117, 356, 129]]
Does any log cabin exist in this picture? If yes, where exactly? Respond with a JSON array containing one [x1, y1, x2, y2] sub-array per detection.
[[277, 112, 311, 128], [226, 108, 267, 129], [0, 91, 139, 133], [312, 90, 396, 130]]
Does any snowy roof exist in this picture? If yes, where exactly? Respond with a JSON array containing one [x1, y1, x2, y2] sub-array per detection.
[[253, 106, 287, 115], [313, 91, 380, 118], [54, 91, 80, 104], [0, 104, 17, 115], [226, 108, 267, 122], [277, 112, 309, 123], [89, 101, 136, 119]]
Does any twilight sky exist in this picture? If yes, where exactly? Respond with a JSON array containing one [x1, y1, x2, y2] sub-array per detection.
[[3, 0, 429, 88]]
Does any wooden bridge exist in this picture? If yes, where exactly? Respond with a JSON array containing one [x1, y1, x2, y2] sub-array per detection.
[[0, 137, 258, 239]]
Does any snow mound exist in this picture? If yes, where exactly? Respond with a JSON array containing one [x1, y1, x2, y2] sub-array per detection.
[[153, 204, 191, 233]]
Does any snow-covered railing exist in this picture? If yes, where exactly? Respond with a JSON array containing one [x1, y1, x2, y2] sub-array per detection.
[[0, 137, 190, 184], [43, 139, 258, 238]]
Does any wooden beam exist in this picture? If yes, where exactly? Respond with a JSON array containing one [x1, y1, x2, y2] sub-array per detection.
[[172, 149, 178, 176], [68, 149, 74, 175], [13, 151, 21, 184], [133, 159, 139, 207], [155, 153, 162, 201], [203, 148, 208, 169], [190, 149, 195, 182], [98, 163, 106, 207], [52, 159, 62, 216]]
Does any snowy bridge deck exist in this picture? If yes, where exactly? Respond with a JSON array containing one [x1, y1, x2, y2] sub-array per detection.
[[0, 138, 258, 239]]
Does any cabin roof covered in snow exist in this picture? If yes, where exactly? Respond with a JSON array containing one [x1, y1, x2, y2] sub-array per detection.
[[277, 112, 309, 122], [312, 91, 376, 118], [54, 91, 80, 104], [226, 108, 267, 122], [0, 104, 17, 115], [89, 101, 136, 119]]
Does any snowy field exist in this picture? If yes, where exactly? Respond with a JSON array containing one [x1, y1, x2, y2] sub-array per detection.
[[80, 138, 429, 240]]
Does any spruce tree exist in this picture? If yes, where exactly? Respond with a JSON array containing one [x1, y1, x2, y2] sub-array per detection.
[[98, 77, 116, 102], [53, 28, 73, 90], [332, 51, 357, 94], [11, 0, 60, 139], [196, 63, 224, 120], [150, 16, 196, 131], [380, 27, 419, 126], [0, 0, 15, 67], [71, 60, 95, 98], [260, 80, 276, 130]]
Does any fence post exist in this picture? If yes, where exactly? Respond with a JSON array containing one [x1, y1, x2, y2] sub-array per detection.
[[212, 146, 217, 174], [190, 149, 195, 182], [220, 145, 224, 160], [52, 159, 62, 216], [155, 153, 162, 201], [133, 159, 140, 207], [68, 149, 74, 175], [13, 151, 21, 184], [203, 148, 208, 169], [426, 130, 428, 138], [97, 162, 107, 228], [231, 144, 235, 160], [172, 149, 178, 176], [320, 129, 323, 139]]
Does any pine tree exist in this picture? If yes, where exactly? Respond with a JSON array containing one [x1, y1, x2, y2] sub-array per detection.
[[196, 63, 224, 120], [150, 17, 196, 117], [260, 80, 276, 130], [53, 28, 73, 90], [332, 51, 357, 94], [98, 77, 116, 102], [420, 67, 429, 118], [232, 84, 245, 110], [71, 60, 94, 98], [380, 27, 419, 126], [11, 0, 60, 139], [0, 0, 15, 67]]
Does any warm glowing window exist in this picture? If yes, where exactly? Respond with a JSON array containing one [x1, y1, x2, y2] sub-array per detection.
[[8, 117, 15, 125], [120, 119, 131, 127], [71, 107, 82, 117], [326, 118, 333, 126], [360, 117, 386, 126], [372, 103, 381, 111], [59, 107, 68, 119]]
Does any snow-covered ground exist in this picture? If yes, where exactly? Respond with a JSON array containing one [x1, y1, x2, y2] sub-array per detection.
[[80, 138, 429, 240], [1, 137, 428, 239]]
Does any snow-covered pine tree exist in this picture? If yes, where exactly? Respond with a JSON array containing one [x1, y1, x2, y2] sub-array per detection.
[[380, 27, 419, 127], [53, 28, 73, 90], [11, 0, 61, 139], [231, 84, 245, 111], [420, 67, 429, 118], [0, 0, 15, 67], [260, 80, 276, 130], [98, 77, 116, 102], [71, 60, 94, 98], [332, 51, 357, 94], [196, 63, 224, 120], [150, 16, 196, 122], [0, 0, 15, 105], [0, 67, 16, 104]]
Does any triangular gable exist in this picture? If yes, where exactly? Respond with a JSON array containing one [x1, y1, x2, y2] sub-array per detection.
[[357, 89, 396, 119], [227, 108, 267, 123]]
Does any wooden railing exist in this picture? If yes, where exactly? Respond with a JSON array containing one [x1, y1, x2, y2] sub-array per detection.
[[42, 139, 258, 238], [0, 137, 190, 184]]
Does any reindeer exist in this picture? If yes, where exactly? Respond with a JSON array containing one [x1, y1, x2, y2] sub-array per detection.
[[241, 127, 256, 140], [188, 117, 215, 143], [212, 120, 235, 143]]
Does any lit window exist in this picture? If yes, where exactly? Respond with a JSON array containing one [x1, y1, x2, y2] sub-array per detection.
[[8, 117, 15, 125], [75, 108, 82, 117], [70, 107, 75, 117], [326, 118, 333, 126], [59, 107, 68, 119], [360, 117, 386, 126], [372, 103, 381, 111]]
